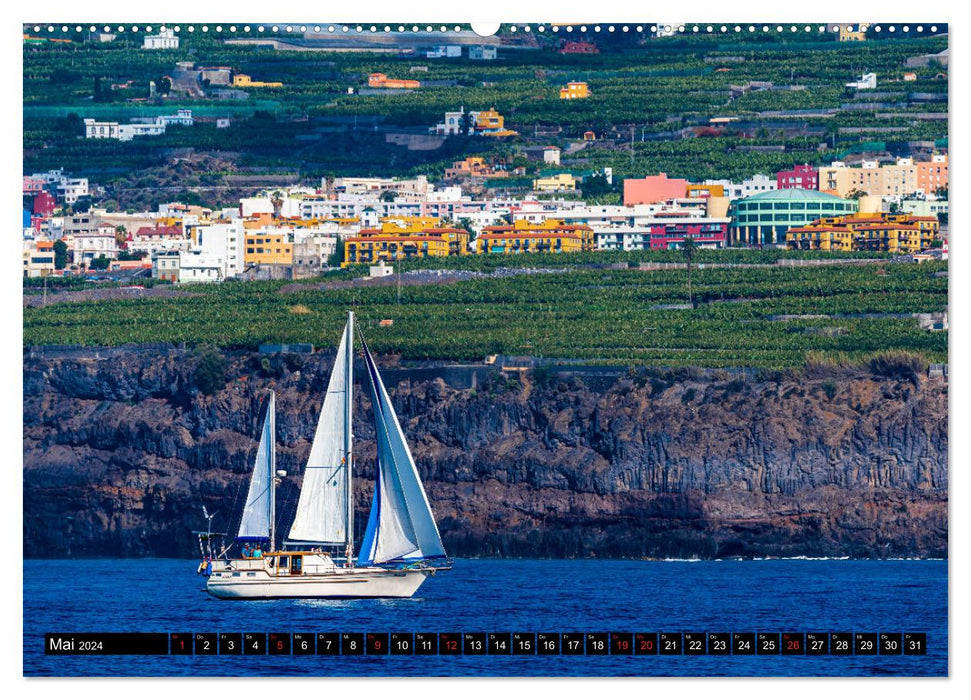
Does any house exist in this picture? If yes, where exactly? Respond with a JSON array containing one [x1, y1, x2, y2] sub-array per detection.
[[560, 41, 599, 54], [430, 107, 517, 137], [468, 45, 497, 60], [143, 28, 179, 50], [152, 250, 181, 282], [838, 25, 867, 41], [232, 73, 284, 88], [846, 72, 877, 90], [903, 72, 918, 82], [367, 73, 420, 89], [22, 240, 56, 278], [426, 45, 461, 58], [559, 81, 590, 99], [71, 229, 119, 264], [543, 146, 561, 166], [583, 130, 597, 141], [533, 173, 578, 192]]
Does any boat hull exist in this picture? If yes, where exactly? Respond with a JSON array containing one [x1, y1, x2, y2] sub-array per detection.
[[206, 567, 431, 599]]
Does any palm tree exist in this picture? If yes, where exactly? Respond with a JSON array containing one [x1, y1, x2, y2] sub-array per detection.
[[681, 237, 697, 307]]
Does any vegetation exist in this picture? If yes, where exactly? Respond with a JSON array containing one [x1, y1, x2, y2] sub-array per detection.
[[23, 30, 948, 206], [23, 259, 947, 369]]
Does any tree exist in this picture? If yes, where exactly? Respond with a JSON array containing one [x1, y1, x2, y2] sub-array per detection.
[[681, 237, 698, 307], [53, 240, 68, 270], [459, 110, 474, 136], [379, 190, 398, 202], [89, 255, 110, 270], [193, 347, 228, 395], [582, 173, 612, 197], [328, 239, 345, 267]]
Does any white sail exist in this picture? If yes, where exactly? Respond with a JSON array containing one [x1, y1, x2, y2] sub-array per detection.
[[287, 323, 351, 545], [358, 341, 447, 565], [237, 392, 275, 541]]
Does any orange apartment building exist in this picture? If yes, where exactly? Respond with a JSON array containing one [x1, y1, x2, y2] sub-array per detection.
[[787, 212, 939, 253], [476, 219, 595, 254], [367, 73, 421, 89]]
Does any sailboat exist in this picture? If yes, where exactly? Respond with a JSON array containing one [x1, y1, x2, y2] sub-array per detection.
[[199, 311, 450, 599]]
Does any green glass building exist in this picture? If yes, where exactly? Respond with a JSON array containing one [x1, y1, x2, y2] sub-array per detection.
[[730, 188, 858, 246]]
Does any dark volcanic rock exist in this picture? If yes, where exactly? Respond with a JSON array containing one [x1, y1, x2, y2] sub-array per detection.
[[23, 350, 948, 559]]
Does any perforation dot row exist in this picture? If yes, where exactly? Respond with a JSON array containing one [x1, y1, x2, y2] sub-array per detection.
[[26, 24, 940, 35]]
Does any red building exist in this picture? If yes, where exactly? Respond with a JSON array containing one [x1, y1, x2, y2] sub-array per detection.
[[777, 164, 819, 191], [33, 190, 57, 217], [647, 221, 728, 249]]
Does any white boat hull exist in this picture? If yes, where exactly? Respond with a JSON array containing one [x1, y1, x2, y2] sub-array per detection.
[[206, 566, 431, 599]]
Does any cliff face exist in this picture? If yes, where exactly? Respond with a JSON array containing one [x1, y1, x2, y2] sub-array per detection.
[[23, 349, 948, 559]]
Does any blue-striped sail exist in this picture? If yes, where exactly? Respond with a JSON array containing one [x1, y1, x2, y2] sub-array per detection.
[[357, 341, 447, 566]]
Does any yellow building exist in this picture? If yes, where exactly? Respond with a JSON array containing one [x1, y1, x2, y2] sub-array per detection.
[[854, 224, 935, 253], [345, 235, 451, 264], [355, 226, 469, 255], [838, 25, 867, 41], [244, 232, 293, 264], [232, 73, 284, 88], [785, 225, 855, 251], [559, 81, 591, 99], [686, 183, 725, 199], [477, 219, 594, 254], [533, 173, 579, 192], [476, 230, 583, 255], [787, 213, 938, 253], [474, 108, 518, 137], [377, 217, 442, 235]]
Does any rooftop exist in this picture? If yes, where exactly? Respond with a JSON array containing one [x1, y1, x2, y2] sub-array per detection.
[[738, 187, 850, 203]]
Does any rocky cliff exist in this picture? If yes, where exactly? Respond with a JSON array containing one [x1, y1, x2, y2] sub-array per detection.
[[23, 349, 948, 559]]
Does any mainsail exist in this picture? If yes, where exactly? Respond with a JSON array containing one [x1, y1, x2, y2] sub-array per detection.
[[287, 322, 352, 545], [237, 391, 275, 542], [358, 340, 447, 566]]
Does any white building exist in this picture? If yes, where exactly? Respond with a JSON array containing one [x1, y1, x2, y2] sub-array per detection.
[[702, 174, 777, 200], [143, 28, 179, 50], [57, 177, 90, 204], [426, 45, 461, 58], [543, 147, 561, 166], [72, 229, 119, 264], [901, 199, 949, 218], [84, 119, 121, 139], [177, 252, 224, 283], [468, 45, 497, 60], [84, 110, 192, 141], [846, 72, 877, 89], [189, 220, 245, 279]]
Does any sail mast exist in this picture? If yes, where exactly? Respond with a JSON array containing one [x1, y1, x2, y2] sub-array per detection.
[[344, 311, 354, 566], [268, 390, 276, 552]]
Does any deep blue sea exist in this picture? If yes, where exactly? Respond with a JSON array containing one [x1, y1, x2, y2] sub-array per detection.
[[23, 558, 946, 677]]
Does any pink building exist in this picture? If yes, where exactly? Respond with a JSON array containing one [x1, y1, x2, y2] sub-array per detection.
[[623, 174, 690, 205], [777, 164, 819, 190]]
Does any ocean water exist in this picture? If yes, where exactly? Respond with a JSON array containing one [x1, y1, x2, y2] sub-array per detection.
[[23, 558, 946, 677]]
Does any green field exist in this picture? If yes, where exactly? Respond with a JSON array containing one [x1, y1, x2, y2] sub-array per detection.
[[23, 258, 948, 368]]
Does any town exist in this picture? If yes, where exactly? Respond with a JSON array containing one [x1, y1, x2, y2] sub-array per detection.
[[23, 152, 948, 282]]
